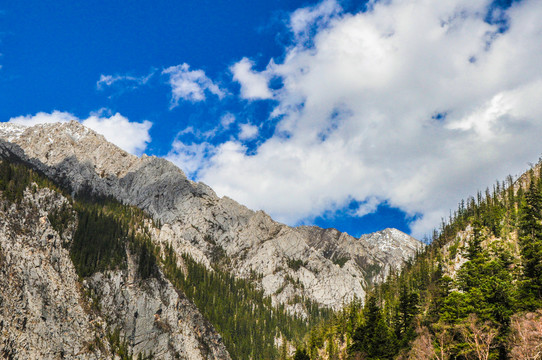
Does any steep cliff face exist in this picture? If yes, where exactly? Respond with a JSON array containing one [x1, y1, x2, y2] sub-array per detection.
[[0, 187, 105, 359], [85, 259, 230, 360], [0, 121, 422, 311], [0, 182, 230, 359]]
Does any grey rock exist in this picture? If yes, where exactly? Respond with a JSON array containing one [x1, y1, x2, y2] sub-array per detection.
[[0, 185, 230, 359], [86, 261, 230, 360], [0, 188, 106, 359]]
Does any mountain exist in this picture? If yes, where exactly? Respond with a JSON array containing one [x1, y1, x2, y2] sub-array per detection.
[[0, 121, 422, 311], [0, 163, 230, 359], [0, 121, 422, 359]]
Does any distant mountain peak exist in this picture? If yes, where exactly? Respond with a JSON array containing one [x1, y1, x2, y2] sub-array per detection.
[[361, 228, 422, 270]]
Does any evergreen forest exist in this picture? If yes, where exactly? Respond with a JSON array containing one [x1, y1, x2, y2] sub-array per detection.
[[301, 165, 542, 359]]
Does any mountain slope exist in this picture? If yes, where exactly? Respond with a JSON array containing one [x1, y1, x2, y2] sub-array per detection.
[[303, 163, 542, 359], [0, 163, 230, 359], [0, 121, 422, 312]]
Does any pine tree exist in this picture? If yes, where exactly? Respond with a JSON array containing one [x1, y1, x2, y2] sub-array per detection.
[[350, 295, 396, 359], [519, 180, 542, 307], [395, 282, 418, 346], [293, 348, 310, 360]]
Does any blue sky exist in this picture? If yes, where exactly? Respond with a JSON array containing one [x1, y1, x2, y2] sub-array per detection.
[[2, 0, 541, 238]]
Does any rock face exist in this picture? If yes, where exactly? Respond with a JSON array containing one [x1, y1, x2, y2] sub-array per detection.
[[361, 228, 423, 281], [0, 121, 423, 312], [0, 187, 105, 359], [0, 186, 230, 359], [86, 261, 229, 360]]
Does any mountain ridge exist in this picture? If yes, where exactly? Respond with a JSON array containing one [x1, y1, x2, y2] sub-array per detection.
[[0, 120, 422, 311]]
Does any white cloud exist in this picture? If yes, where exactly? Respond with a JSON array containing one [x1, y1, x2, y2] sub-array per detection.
[[289, 0, 342, 43], [162, 63, 225, 107], [220, 113, 236, 128], [8, 110, 152, 155], [238, 123, 259, 140], [166, 140, 215, 178], [231, 58, 273, 100], [82, 113, 152, 155], [97, 75, 118, 88], [353, 197, 381, 217], [181, 0, 542, 238], [9, 110, 77, 126], [96, 72, 154, 90]]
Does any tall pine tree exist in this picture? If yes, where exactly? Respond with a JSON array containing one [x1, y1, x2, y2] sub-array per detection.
[[519, 179, 542, 307], [350, 295, 396, 359]]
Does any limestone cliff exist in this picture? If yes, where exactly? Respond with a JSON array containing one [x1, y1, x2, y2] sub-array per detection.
[[0, 184, 230, 359]]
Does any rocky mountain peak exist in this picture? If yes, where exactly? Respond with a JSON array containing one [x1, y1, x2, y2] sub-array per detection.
[[363, 227, 421, 253], [0, 121, 147, 179]]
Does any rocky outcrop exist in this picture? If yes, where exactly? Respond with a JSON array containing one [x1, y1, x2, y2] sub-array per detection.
[[0, 185, 230, 359], [0, 121, 423, 311], [361, 228, 423, 281], [86, 259, 230, 360], [0, 187, 106, 359]]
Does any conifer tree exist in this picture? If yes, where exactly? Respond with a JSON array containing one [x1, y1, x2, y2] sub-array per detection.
[[350, 295, 396, 359], [293, 348, 310, 360], [519, 180, 542, 306], [395, 282, 418, 346]]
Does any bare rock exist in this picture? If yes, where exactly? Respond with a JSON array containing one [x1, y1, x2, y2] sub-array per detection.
[[0, 185, 230, 359]]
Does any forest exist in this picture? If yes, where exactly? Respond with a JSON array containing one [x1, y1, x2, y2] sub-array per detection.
[[301, 166, 542, 359], [162, 245, 333, 360]]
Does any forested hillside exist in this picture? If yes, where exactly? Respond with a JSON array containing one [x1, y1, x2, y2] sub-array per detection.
[[0, 159, 332, 360], [301, 164, 542, 359]]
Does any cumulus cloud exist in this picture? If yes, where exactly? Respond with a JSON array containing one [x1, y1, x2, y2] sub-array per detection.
[[181, 0, 542, 238], [9, 110, 77, 126], [289, 0, 341, 43], [231, 58, 273, 100], [162, 63, 225, 107], [238, 123, 259, 140], [82, 113, 152, 155], [9, 110, 152, 155]]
